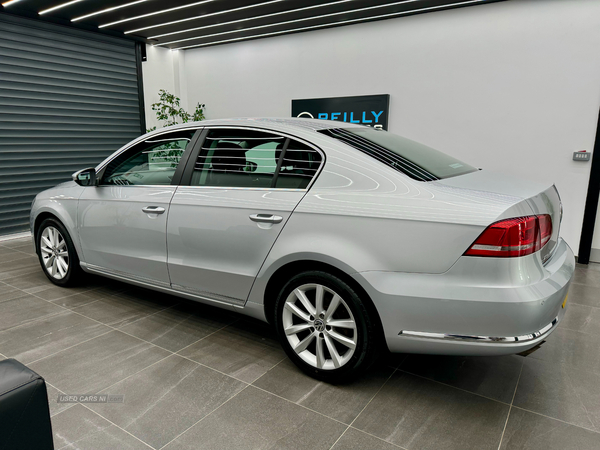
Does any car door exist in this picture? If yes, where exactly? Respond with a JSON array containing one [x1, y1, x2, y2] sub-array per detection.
[[167, 127, 323, 305], [77, 128, 201, 286]]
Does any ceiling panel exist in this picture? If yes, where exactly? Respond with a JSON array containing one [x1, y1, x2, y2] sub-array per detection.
[[1, 0, 506, 49]]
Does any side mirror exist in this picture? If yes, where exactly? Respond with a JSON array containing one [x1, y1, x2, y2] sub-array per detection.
[[72, 168, 97, 187]]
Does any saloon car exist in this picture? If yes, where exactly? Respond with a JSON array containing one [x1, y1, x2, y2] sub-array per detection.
[[30, 117, 575, 381]]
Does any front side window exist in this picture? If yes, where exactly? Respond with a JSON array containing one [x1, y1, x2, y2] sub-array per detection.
[[319, 127, 476, 181], [191, 128, 322, 189], [102, 130, 195, 186]]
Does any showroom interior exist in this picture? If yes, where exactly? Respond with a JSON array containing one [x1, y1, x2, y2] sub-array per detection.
[[1, 0, 600, 449]]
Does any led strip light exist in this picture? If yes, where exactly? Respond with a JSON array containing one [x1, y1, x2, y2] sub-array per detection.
[[39, 0, 84, 15], [159, 0, 420, 46], [71, 0, 147, 22], [171, 0, 488, 50], [127, 0, 323, 35], [99, 0, 214, 28], [147, 0, 353, 39]]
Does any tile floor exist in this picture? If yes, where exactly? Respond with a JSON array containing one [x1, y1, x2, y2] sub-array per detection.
[[0, 236, 599, 450]]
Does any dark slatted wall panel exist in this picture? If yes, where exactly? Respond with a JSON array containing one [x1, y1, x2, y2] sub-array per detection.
[[0, 14, 142, 236]]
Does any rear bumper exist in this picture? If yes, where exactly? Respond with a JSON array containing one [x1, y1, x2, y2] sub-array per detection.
[[355, 238, 575, 356]]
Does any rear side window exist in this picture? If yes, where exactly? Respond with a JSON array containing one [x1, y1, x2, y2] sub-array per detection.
[[319, 128, 476, 181], [275, 140, 322, 189], [191, 128, 322, 189]]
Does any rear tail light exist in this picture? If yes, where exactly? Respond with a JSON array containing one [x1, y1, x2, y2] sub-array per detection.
[[465, 214, 552, 258]]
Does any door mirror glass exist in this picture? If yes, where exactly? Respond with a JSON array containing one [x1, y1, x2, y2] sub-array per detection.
[[72, 168, 97, 187]]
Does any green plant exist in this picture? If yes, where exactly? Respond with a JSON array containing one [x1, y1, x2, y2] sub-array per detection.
[[147, 89, 205, 132]]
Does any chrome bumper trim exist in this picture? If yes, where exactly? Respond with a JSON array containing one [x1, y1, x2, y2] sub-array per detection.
[[399, 316, 559, 344]]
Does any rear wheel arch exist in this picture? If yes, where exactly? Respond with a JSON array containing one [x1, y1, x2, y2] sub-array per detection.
[[263, 260, 385, 345]]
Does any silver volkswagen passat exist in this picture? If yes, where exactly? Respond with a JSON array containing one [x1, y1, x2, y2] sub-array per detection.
[[30, 117, 574, 381]]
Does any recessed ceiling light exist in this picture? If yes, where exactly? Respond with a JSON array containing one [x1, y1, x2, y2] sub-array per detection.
[[174, 0, 486, 50], [126, 0, 287, 34], [147, 0, 353, 39], [71, 0, 147, 22], [159, 0, 419, 46], [39, 0, 84, 15], [99, 0, 214, 28]]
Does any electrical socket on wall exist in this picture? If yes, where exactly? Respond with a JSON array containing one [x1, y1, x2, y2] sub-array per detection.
[[573, 151, 591, 161]]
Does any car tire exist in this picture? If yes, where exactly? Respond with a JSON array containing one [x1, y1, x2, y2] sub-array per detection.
[[274, 270, 379, 382], [36, 218, 83, 287]]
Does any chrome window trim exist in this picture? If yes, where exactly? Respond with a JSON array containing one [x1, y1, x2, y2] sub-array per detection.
[[197, 125, 326, 192], [92, 185, 305, 193], [399, 316, 559, 344], [175, 186, 306, 192]]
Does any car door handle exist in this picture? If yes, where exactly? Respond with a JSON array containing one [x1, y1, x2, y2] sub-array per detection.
[[142, 206, 165, 214], [249, 214, 283, 224]]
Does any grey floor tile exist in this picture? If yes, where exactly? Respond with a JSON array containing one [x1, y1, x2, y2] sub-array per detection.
[[254, 358, 394, 424], [0, 250, 35, 263], [73, 288, 178, 328], [30, 330, 171, 394], [529, 327, 600, 374], [0, 282, 31, 303], [27, 284, 98, 302], [561, 303, 600, 336], [5, 270, 97, 301], [0, 311, 110, 364], [8, 242, 36, 255], [52, 404, 112, 449], [0, 294, 65, 332], [0, 245, 23, 257], [3, 269, 54, 290], [0, 237, 34, 250], [513, 357, 600, 431], [0, 256, 39, 280], [332, 428, 402, 450], [90, 354, 245, 449], [500, 408, 600, 450], [46, 383, 74, 417], [162, 386, 346, 450], [352, 371, 509, 450], [120, 302, 236, 352], [50, 289, 118, 310], [52, 405, 150, 450], [568, 282, 600, 307], [178, 319, 285, 383], [399, 354, 523, 403]]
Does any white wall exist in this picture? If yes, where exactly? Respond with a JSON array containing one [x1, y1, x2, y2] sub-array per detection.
[[145, 0, 600, 255], [142, 45, 187, 130]]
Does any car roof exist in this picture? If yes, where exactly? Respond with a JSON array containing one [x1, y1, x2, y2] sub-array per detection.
[[148, 117, 364, 136]]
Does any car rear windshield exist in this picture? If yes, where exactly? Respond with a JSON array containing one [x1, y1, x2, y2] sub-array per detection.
[[319, 128, 477, 181]]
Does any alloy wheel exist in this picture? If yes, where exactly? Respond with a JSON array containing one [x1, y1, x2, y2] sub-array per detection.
[[282, 283, 358, 370], [40, 226, 69, 280]]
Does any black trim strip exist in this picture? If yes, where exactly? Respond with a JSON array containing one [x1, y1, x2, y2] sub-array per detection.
[[271, 138, 290, 188], [578, 108, 600, 264], [180, 127, 209, 186], [171, 128, 203, 186], [134, 42, 146, 134]]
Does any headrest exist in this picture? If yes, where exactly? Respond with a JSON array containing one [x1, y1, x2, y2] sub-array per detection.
[[212, 141, 246, 172]]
